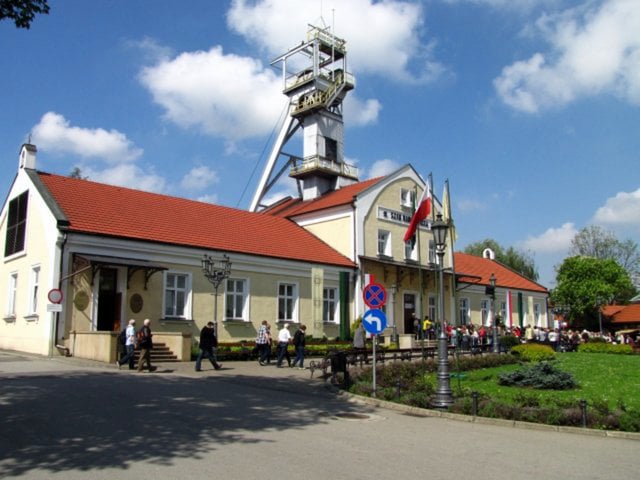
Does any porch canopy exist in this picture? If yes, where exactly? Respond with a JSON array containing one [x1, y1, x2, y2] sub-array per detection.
[[72, 253, 168, 289]]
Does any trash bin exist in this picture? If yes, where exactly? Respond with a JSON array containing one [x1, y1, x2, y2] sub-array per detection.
[[327, 350, 349, 387]]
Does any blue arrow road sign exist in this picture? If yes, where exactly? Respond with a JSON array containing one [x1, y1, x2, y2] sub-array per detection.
[[362, 309, 387, 335]]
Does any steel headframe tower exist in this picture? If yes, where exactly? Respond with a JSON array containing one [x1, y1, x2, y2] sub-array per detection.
[[249, 24, 359, 212]]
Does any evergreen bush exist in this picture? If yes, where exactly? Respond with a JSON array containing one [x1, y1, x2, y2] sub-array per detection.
[[510, 343, 556, 362], [498, 361, 577, 390], [577, 343, 633, 354]]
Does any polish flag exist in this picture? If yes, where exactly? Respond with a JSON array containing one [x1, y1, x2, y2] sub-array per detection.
[[403, 183, 431, 243]]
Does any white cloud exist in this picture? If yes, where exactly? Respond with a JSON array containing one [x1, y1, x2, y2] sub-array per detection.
[[197, 193, 220, 204], [344, 95, 382, 126], [520, 222, 577, 253], [494, 0, 640, 112], [593, 187, 640, 225], [367, 159, 400, 178], [125, 36, 174, 63], [180, 166, 219, 191], [457, 198, 486, 212], [82, 163, 167, 194], [227, 0, 446, 84], [32, 112, 142, 163], [139, 46, 284, 141]]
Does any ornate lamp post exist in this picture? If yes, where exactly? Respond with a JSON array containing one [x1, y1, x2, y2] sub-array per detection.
[[431, 214, 453, 408], [489, 273, 498, 353], [201, 254, 232, 333]]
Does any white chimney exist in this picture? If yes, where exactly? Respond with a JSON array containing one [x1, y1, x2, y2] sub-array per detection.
[[19, 143, 37, 169]]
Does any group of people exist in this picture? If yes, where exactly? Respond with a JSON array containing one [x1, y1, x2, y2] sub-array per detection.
[[255, 321, 307, 369], [116, 318, 154, 372]]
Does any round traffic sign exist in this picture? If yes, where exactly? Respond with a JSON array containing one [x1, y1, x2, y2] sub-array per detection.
[[362, 309, 387, 335], [363, 283, 387, 308], [48, 288, 63, 304]]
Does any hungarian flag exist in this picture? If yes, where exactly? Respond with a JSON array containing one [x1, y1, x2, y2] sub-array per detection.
[[403, 183, 431, 243]]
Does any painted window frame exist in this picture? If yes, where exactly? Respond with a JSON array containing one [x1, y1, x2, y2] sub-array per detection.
[[4, 191, 29, 258], [28, 265, 40, 315], [534, 303, 542, 326], [377, 229, 391, 257], [7, 272, 18, 317], [163, 271, 192, 319], [400, 188, 415, 208], [404, 238, 417, 261], [225, 277, 249, 321], [428, 295, 436, 322], [459, 297, 470, 325], [322, 286, 339, 323], [481, 299, 490, 326], [277, 282, 299, 323]]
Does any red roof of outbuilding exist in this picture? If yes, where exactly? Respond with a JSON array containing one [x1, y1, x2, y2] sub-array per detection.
[[454, 252, 548, 293], [36, 171, 355, 268], [603, 304, 640, 324], [264, 177, 383, 218]]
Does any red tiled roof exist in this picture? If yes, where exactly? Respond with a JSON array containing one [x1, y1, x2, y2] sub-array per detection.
[[265, 177, 383, 218], [36, 172, 355, 268], [605, 304, 640, 324], [454, 252, 548, 293]]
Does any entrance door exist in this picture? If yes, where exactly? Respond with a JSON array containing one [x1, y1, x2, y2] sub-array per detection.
[[97, 268, 120, 331], [403, 293, 416, 334]]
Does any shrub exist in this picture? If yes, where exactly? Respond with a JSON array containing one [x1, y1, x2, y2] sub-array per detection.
[[498, 361, 577, 390], [510, 343, 556, 362], [499, 334, 521, 350], [577, 343, 634, 355]]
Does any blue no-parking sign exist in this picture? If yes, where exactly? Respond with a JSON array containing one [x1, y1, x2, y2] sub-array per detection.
[[362, 309, 387, 335]]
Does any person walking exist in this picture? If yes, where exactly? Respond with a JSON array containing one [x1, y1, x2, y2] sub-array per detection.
[[136, 318, 154, 373], [256, 320, 271, 366], [291, 324, 307, 369], [276, 323, 292, 368], [116, 319, 137, 370], [195, 321, 222, 371]]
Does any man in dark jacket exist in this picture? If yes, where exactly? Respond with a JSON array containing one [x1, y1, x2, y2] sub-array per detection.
[[195, 321, 222, 371], [291, 324, 306, 369], [137, 318, 154, 372]]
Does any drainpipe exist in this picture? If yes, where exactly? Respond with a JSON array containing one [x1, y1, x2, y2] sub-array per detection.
[[51, 232, 67, 357]]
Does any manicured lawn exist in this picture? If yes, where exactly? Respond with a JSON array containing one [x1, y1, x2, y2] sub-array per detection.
[[455, 352, 640, 412]]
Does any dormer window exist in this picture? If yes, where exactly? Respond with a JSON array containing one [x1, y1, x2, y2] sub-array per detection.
[[4, 191, 28, 257]]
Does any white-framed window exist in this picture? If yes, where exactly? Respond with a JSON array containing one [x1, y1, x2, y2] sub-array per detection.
[[404, 239, 417, 261], [323, 287, 338, 323], [28, 265, 40, 315], [459, 298, 470, 325], [481, 299, 490, 326], [428, 295, 436, 322], [225, 278, 248, 321], [377, 230, 391, 257], [428, 240, 435, 264], [163, 271, 191, 318], [278, 282, 298, 322], [4, 191, 28, 257], [534, 303, 542, 326], [400, 188, 415, 208], [500, 301, 507, 323], [7, 272, 18, 317]]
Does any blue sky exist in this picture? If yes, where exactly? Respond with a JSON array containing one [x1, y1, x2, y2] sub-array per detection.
[[1, 0, 639, 288]]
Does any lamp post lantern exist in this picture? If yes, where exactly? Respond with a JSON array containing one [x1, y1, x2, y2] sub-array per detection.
[[201, 254, 232, 334], [431, 213, 453, 408], [489, 273, 498, 353]]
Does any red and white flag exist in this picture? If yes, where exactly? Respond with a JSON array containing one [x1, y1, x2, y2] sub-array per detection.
[[403, 183, 431, 243]]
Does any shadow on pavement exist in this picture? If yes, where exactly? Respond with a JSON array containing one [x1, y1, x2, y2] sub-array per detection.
[[0, 371, 358, 476]]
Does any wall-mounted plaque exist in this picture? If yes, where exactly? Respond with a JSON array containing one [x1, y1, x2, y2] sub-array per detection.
[[73, 291, 90, 311], [130, 293, 143, 314]]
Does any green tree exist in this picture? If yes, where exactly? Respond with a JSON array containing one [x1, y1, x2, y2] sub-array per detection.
[[69, 167, 87, 180], [570, 225, 640, 280], [464, 239, 539, 281], [0, 0, 49, 29], [551, 256, 635, 330]]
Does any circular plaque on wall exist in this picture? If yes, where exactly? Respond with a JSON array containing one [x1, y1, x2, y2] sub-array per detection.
[[130, 293, 143, 314], [73, 291, 90, 311]]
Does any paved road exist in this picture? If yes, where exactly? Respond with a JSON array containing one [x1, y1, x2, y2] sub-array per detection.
[[0, 350, 637, 480]]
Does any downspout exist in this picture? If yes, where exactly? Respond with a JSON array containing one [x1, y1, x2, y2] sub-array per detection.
[[52, 232, 68, 356]]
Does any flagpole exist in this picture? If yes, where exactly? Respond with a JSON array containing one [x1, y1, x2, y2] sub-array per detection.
[[444, 179, 457, 334], [415, 185, 425, 358]]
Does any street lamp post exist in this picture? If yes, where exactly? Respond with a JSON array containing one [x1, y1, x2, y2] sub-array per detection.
[[201, 254, 232, 334], [489, 273, 498, 353], [431, 214, 453, 408]]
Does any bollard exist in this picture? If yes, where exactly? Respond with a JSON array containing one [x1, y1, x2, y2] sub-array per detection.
[[472, 391, 479, 416], [580, 399, 588, 428]]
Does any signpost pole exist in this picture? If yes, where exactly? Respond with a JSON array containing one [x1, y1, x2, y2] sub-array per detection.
[[372, 336, 377, 397]]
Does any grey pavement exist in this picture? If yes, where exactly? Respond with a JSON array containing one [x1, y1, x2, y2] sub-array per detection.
[[0, 350, 637, 480]]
